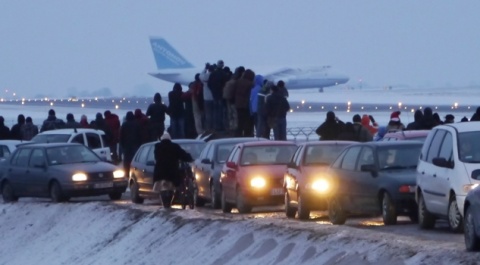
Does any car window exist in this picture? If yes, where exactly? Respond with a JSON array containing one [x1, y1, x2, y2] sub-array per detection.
[[86, 133, 102, 149], [240, 145, 297, 166], [31, 134, 70, 143], [71, 134, 85, 145], [227, 146, 240, 163], [216, 143, 237, 163], [136, 146, 150, 163], [179, 143, 205, 160], [304, 145, 349, 166], [206, 144, 214, 160], [426, 130, 446, 163], [0, 146, 10, 158], [356, 147, 375, 170], [29, 149, 45, 167], [458, 131, 480, 163], [146, 145, 155, 163], [340, 146, 361, 171], [378, 145, 422, 169], [11, 148, 31, 167], [438, 132, 453, 161], [331, 149, 347, 169], [46, 145, 100, 165], [292, 145, 304, 166], [199, 144, 211, 160]]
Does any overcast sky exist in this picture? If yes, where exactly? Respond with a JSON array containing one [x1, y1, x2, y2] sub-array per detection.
[[1, 1, 480, 99]]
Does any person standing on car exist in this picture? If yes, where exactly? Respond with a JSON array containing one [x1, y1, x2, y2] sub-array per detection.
[[154, 132, 193, 209], [315, 111, 344, 140], [265, 85, 290, 140], [20, 117, 38, 141], [41, 109, 65, 132]]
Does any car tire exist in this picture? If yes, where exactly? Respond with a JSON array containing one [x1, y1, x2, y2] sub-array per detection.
[[418, 192, 435, 229], [210, 183, 221, 209], [448, 195, 464, 233], [1, 182, 18, 203], [465, 206, 480, 251], [221, 188, 232, 213], [297, 192, 310, 220], [50, 181, 65, 203], [130, 181, 144, 204], [236, 187, 252, 214], [109, 192, 123, 200], [284, 192, 296, 218], [193, 187, 205, 207], [328, 196, 346, 225], [382, 192, 397, 225]]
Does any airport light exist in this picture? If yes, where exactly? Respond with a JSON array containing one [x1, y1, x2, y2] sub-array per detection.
[[454, 102, 458, 109], [301, 100, 305, 104], [50, 102, 53, 106], [115, 105, 119, 109], [81, 103, 85, 108]]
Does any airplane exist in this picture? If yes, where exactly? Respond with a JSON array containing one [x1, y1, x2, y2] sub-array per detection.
[[148, 37, 349, 92]]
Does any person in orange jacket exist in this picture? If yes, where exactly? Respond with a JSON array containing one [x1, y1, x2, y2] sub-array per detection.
[[361, 114, 379, 135]]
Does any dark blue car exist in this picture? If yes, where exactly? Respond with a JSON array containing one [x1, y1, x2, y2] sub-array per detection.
[[463, 187, 480, 251]]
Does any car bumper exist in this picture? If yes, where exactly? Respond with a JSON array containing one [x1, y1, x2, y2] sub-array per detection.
[[299, 190, 330, 210], [62, 180, 128, 197], [243, 187, 284, 206], [394, 193, 417, 215]]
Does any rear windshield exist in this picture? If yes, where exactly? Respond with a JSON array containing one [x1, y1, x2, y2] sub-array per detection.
[[377, 145, 422, 170], [216, 143, 237, 163], [31, 134, 71, 143], [240, 145, 297, 166], [304, 144, 350, 166]]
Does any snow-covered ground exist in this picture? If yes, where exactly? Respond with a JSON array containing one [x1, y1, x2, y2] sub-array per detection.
[[0, 201, 479, 265]]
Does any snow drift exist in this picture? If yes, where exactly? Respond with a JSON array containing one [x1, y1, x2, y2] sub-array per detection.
[[0, 202, 478, 265]]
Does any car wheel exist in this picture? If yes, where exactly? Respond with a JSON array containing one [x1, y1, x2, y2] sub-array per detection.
[[1, 182, 18, 203], [109, 192, 123, 200], [193, 187, 205, 207], [210, 183, 221, 209], [221, 188, 232, 213], [465, 206, 480, 251], [236, 187, 252, 214], [284, 192, 296, 218], [382, 192, 397, 225], [130, 181, 144, 204], [297, 192, 310, 220], [328, 196, 346, 225], [448, 195, 464, 233], [50, 181, 65, 203], [418, 192, 435, 229]]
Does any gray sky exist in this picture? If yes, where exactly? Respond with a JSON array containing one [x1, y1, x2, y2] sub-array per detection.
[[1, 1, 480, 99]]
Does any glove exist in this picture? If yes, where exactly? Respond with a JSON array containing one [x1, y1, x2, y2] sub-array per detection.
[[369, 115, 376, 123]]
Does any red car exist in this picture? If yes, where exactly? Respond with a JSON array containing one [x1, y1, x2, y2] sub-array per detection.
[[284, 141, 356, 219], [220, 141, 298, 213]]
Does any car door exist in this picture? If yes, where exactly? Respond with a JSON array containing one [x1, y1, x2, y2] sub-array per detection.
[[131, 145, 153, 193], [285, 145, 305, 203], [333, 146, 362, 212], [196, 144, 213, 198], [349, 146, 379, 214], [432, 131, 454, 215], [141, 145, 156, 193], [85, 132, 110, 161], [7, 148, 32, 196], [25, 148, 50, 196]]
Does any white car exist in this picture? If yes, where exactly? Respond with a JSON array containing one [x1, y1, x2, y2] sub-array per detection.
[[416, 122, 480, 232], [0, 140, 31, 161], [30, 128, 112, 161]]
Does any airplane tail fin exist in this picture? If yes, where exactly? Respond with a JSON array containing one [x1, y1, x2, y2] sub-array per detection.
[[149, 37, 194, 70]]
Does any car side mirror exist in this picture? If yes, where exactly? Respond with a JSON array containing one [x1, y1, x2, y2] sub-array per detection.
[[287, 162, 297, 169], [361, 164, 378, 177], [226, 161, 237, 169], [432, 157, 453, 169], [146, 161, 155, 166], [201, 158, 211, 164]]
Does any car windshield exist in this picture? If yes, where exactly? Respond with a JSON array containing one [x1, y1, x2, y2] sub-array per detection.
[[216, 143, 237, 163], [240, 145, 297, 166], [408, 136, 427, 142], [46, 145, 101, 165], [179, 142, 205, 160], [31, 134, 70, 143], [377, 145, 422, 170], [458, 132, 480, 163], [304, 145, 349, 166]]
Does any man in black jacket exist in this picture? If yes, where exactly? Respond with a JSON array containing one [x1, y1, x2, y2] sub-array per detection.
[[265, 85, 290, 140], [154, 132, 193, 208]]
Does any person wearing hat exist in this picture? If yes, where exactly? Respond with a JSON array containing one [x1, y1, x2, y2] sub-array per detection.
[[0, 116, 10, 140], [40, 109, 65, 132], [386, 111, 405, 132], [153, 132, 193, 208], [444, 114, 455, 124]]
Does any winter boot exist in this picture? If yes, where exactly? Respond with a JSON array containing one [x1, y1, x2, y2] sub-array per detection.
[[160, 190, 174, 209]]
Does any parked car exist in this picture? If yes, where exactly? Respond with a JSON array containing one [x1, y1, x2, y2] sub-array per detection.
[[382, 130, 430, 142], [464, 187, 480, 251], [284, 141, 355, 219], [327, 141, 423, 225], [0, 143, 127, 202], [30, 128, 112, 161], [129, 139, 205, 204], [220, 141, 298, 213], [0, 140, 31, 161], [192, 137, 264, 209], [417, 122, 480, 232]]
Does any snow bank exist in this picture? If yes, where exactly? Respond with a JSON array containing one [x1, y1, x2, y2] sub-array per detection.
[[0, 202, 478, 265]]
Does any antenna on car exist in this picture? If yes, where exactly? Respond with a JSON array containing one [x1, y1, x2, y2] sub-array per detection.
[[74, 127, 77, 133]]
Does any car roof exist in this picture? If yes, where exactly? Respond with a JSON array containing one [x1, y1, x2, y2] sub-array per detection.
[[17, 142, 83, 148], [36, 128, 105, 135], [296, 140, 357, 147], [138, 139, 205, 148], [242, 140, 297, 147], [355, 140, 424, 147], [439, 121, 480, 133], [206, 137, 265, 145], [0, 140, 31, 145]]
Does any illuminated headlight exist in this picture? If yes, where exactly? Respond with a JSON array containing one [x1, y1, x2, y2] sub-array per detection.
[[113, 170, 125, 179], [463, 184, 479, 193], [250, 177, 266, 188], [311, 179, 329, 192], [72, 173, 87, 181]]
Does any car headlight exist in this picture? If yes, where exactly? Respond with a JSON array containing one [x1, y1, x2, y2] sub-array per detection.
[[113, 170, 125, 179], [72, 173, 87, 181], [250, 177, 266, 188], [463, 184, 479, 193], [311, 179, 329, 192]]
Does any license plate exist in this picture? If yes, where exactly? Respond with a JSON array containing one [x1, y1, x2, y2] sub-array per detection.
[[270, 188, 283, 196], [94, 182, 113, 189]]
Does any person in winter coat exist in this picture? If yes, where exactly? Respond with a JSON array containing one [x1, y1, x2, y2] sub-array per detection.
[[20, 117, 38, 141], [406, 110, 424, 130], [168, 83, 186, 139], [444, 114, 455, 124], [234, 69, 255, 137], [200, 64, 215, 131], [120, 111, 142, 175], [91, 113, 113, 145], [277, 80, 289, 98], [250, 75, 264, 137], [10, 114, 25, 140], [153, 132, 193, 208], [146, 92, 169, 141], [470, 107, 480, 121], [265, 85, 290, 140], [337, 122, 357, 141], [223, 67, 244, 134], [386, 111, 405, 132], [374, 126, 388, 141], [64, 113, 81, 129], [315, 111, 345, 140], [352, 114, 373, 142], [257, 80, 273, 138], [361, 114, 378, 135], [420, 107, 436, 130], [0, 116, 11, 140], [80, 115, 90, 128], [41, 109, 65, 132], [190, 74, 204, 135], [134, 109, 150, 144], [104, 110, 121, 162]]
